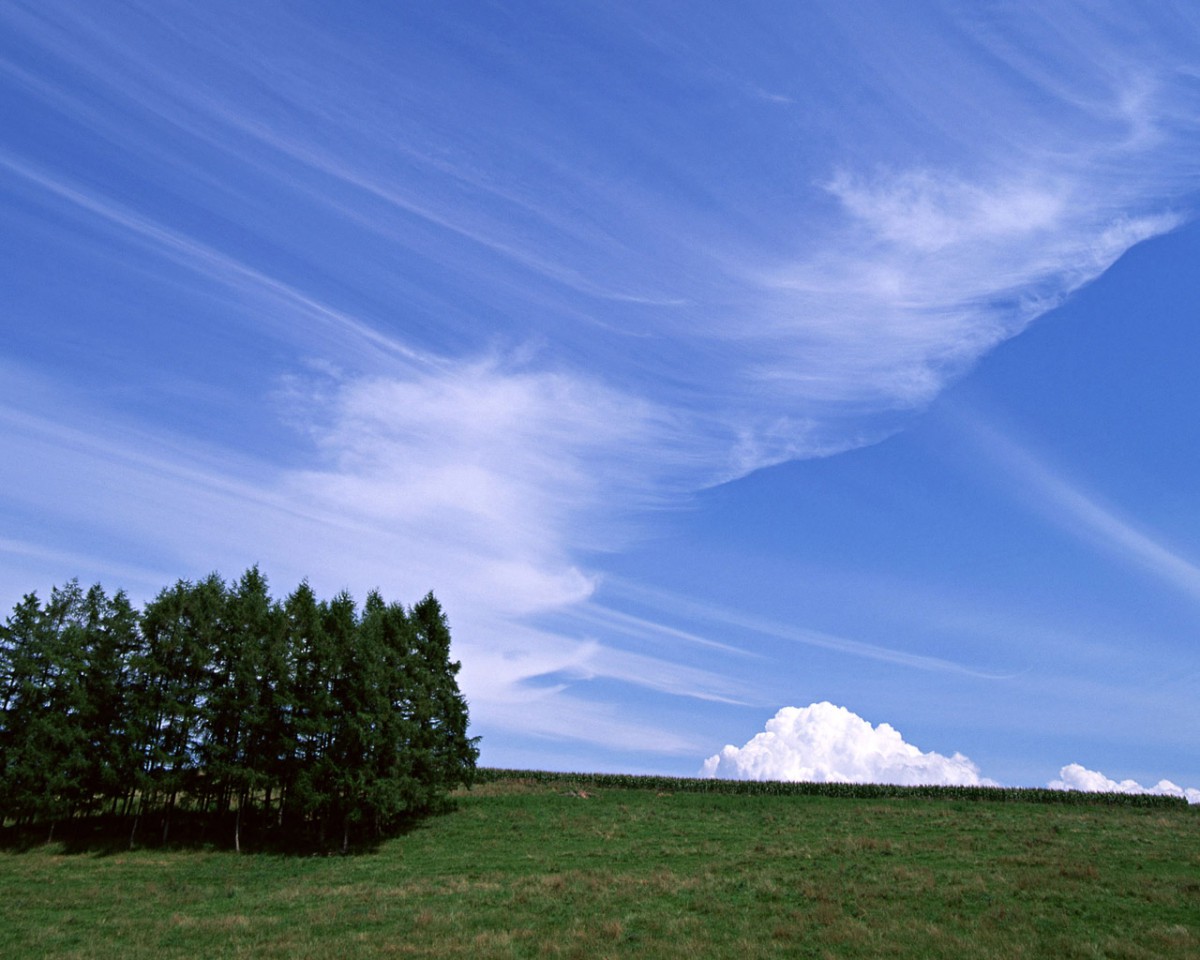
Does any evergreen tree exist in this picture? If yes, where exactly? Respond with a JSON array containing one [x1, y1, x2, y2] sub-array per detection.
[[204, 567, 276, 849], [280, 581, 335, 835], [0, 570, 478, 849], [0, 584, 90, 834], [0, 591, 51, 823], [77, 585, 142, 814], [136, 577, 218, 841], [250, 582, 291, 832], [358, 592, 420, 833], [410, 593, 479, 800], [322, 590, 366, 851]]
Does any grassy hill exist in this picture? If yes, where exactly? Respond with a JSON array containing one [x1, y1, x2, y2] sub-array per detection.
[[1, 771, 1197, 958]]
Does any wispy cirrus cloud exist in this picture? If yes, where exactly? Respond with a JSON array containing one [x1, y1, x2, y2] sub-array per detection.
[[6, 1, 1197, 469], [3, 1, 1200, 768], [603, 579, 1017, 680], [284, 360, 683, 613], [735, 170, 1184, 466], [0, 369, 736, 755], [0, 152, 432, 369], [957, 415, 1200, 603]]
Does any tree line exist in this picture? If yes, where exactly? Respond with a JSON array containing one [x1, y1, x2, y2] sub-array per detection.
[[0, 568, 479, 852], [475, 769, 1189, 808]]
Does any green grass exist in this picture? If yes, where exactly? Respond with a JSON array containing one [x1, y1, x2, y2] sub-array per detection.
[[1, 775, 1197, 958]]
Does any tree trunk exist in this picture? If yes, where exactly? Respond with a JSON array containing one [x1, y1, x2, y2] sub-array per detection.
[[161, 791, 175, 845], [129, 794, 144, 850]]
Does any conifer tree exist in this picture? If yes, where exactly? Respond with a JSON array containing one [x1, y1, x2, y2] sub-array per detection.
[[358, 592, 419, 832], [136, 577, 218, 841], [0, 570, 478, 849], [205, 567, 276, 849], [410, 593, 479, 801], [77, 584, 142, 814], [0, 592, 51, 824], [280, 581, 335, 834], [0, 584, 90, 835], [323, 590, 366, 851]]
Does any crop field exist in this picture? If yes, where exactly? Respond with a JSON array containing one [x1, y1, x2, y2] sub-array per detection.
[[1, 772, 1197, 959]]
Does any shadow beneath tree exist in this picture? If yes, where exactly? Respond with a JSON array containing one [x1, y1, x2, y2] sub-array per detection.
[[0, 804, 448, 857]]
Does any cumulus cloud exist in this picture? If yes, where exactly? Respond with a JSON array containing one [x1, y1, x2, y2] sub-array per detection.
[[703, 707, 1200, 803], [702, 703, 995, 786], [1049, 763, 1200, 804]]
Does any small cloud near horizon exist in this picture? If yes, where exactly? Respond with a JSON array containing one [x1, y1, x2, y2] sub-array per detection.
[[705, 703, 1200, 803], [1050, 762, 1200, 805], [702, 702, 995, 787]]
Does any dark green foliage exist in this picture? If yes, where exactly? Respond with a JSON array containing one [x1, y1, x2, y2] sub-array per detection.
[[0, 570, 479, 850], [0, 583, 99, 832], [77, 585, 142, 813], [474, 768, 1190, 809], [410, 595, 478, 801]]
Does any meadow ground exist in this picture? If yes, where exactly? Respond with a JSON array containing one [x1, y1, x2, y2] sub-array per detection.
[[0, 776, 1197, 958]]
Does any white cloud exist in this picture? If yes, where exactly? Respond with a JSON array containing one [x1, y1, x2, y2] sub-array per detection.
[[0, 153, 428, 370], [744, 169, 1182, 441], [959, 417, 1200, 604], [5, 1, 1200, 770], [703, 706, 1200, 804], [0, 359, 741, 757], [827, 171, 1068, 253], [702, 703, 995, 786], [606, 579, 1013, 679], [1049, 763, 1200, 804], [284, 360, 684, 615]]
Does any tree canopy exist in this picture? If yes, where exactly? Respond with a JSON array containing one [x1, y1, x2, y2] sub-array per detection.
[[0, 568, 478, 851]]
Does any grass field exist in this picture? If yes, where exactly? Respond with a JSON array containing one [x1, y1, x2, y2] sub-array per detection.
[[1, 774, 1197, 958]]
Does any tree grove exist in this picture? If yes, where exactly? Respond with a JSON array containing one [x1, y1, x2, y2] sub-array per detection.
[[0, 568, 479, 851]]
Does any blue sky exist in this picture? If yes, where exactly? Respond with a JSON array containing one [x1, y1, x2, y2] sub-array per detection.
[[2, 1, 1198, 796]]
